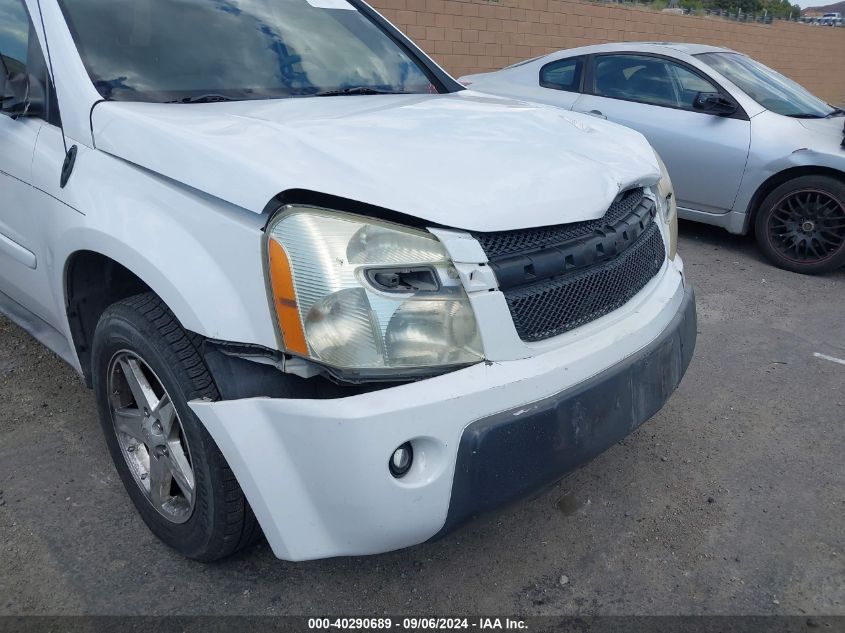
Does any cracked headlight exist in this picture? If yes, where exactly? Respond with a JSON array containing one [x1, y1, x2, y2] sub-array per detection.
[[265, 206, 484, 376], [649, 151, 678, 260]]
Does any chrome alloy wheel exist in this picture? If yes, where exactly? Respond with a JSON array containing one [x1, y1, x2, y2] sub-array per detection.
[[108, 351, 196, 524]]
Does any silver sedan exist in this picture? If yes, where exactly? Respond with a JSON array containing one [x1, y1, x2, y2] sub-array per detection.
[[461, 43, 845, 274]]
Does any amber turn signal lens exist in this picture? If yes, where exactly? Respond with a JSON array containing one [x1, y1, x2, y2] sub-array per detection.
[[268, 239, 309, 356]]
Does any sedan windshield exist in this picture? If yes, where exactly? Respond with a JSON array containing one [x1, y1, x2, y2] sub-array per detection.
[[57, 0, 438, 102], [696, 52, 837, 118]]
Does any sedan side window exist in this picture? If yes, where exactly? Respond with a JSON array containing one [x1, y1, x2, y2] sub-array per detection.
[[667, 63, 720, 110], [540, 57, 583, 92], [593, 54, 719, 112]]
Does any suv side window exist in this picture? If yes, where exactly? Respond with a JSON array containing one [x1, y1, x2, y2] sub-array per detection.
[[592, 54, 720, 111], [0, 0, 30, 74], [0, 0, 61, 126], [540, 57, 583, 92]]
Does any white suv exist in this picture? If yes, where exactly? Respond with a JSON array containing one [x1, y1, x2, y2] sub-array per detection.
[[0, 0, 695, 561]]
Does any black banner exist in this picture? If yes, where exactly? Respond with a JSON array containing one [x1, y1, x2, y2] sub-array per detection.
[[0, 617, 842, 633]]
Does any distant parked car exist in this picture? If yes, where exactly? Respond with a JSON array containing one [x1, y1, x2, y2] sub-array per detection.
[[819, 12, 842, 25], [461, 43, 845, 274]]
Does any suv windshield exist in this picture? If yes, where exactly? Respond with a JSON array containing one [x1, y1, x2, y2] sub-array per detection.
[[57, 0, 438, 102], [696, 52, 837, 118]]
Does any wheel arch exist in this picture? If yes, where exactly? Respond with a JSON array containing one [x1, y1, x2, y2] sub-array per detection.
[[63, 248, 201, 386], [745, 165, 845, 235]]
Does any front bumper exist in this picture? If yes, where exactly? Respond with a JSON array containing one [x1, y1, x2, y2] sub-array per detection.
[[190, 262, 694, 561], [434, 284, 696, 539]]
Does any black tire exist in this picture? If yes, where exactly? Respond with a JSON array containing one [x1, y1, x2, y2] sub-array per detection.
[[754, 175, 845, 275], [92, 292, 261, 561]]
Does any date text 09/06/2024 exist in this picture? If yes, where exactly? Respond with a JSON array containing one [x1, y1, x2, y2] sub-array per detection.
[[307, 618, 529, 630]]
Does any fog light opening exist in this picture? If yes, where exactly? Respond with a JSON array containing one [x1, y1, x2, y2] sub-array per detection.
[[389, 443, 413, 478]]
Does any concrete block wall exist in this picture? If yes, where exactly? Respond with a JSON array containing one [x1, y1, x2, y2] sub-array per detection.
[[369, 0, 845, 105]]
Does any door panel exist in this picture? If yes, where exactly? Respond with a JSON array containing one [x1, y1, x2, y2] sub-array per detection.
[[574, 54, 751, 214], [0, 115, 51, 315], [0, 0, 64, 326]]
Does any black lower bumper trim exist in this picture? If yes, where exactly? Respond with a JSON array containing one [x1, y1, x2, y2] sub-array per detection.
[[431, 284, 696, 540]]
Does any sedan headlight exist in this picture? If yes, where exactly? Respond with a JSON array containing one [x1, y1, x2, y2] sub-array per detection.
[[649, 152, 678, 260], [265, 206, 484, 376]]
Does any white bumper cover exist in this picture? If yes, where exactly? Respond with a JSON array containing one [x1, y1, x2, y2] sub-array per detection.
[[190, 259, 688, 561]]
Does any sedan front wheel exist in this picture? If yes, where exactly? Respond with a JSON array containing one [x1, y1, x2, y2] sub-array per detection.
[[755, 175, 845, 275]]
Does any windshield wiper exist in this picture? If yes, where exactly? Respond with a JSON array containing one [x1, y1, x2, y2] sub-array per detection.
[[312, 87, 407, 97], [785, 113, 825, 119], [826, 107, 845, 118], [165, 94, 237, 104]]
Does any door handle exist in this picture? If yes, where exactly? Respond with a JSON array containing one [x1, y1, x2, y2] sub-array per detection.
[[578, 109, 606, 119]]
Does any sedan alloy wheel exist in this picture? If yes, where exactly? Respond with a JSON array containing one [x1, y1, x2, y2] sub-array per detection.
[[765, 189, 845, 265]]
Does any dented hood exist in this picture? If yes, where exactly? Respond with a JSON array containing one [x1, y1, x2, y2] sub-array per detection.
[[796, 116, 845, 153], [91, 90, 660, 232]]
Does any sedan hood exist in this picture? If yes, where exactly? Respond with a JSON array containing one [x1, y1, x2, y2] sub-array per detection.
[[797, 116, 845, 152], [91, 90, 660, 232]]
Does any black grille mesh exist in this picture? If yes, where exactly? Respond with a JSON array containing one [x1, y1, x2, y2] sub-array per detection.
[[503, 221, 666, 342], [473, 188, 645, 259]]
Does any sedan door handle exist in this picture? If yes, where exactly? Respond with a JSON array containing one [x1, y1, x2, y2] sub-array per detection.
[[578, 109, 607, 119]]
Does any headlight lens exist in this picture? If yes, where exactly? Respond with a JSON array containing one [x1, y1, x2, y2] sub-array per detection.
[[266, 206, 484, 373], [649, 152, 678, 260]]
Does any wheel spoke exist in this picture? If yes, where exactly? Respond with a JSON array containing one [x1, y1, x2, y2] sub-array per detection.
[[153, 394, 178, 438], [148, 451, 172, 510], [817, 233, 841, 247], [113, 406, 145, 442], [119, 358, 161, 413], [165, 442, 195, 506], [819, 227, 845, 239]]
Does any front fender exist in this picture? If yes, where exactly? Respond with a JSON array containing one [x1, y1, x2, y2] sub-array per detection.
[[733, 112, 845, 233], [47, 149, 279, 351]]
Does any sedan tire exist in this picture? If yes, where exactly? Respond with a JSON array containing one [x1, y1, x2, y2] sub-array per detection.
[[755, 175, 845, 275], [91, 292, 261, 561]]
